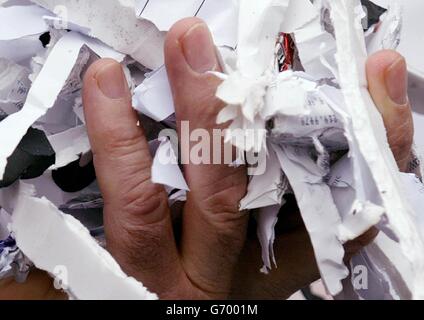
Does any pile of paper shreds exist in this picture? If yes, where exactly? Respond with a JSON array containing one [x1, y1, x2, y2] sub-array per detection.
[[1, 0, 424, 300]]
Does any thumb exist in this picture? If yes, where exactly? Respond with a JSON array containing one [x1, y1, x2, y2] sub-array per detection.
[[367, 50, 414, 172]]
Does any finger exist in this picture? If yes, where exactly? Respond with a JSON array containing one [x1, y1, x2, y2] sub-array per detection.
[[367, 50, 414, 172], [82, 59, 183, 295], [165, 18, 248, 296]]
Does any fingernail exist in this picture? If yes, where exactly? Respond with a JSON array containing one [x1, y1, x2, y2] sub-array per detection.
[[95, 62, 127, 99], [385, 57, 408, 105], [181, 22, 218, 73]]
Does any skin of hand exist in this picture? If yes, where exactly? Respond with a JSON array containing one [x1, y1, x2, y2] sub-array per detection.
[[0, 19, 414, 300]]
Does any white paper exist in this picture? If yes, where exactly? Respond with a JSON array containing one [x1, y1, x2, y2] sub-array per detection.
[[256, 205, 280, 274], [133, 66, 174, 122], [329, 0, 424, 298], [0, 58, 31, 115], [240, 144, 286, 210], [137, 0, 239, 47], [137, 0, 205, 31], [32, 0, 165, 70], [47, 125, 90, 169], [152, 138, 189, 191], [11, 182, 157, 300], [273, 143, 348, 295], [0, 35, 45, 65], [0, 31, 123, 179], [0, 5, 49, 41]]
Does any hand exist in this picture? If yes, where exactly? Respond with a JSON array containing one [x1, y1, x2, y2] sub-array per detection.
[[80, 18, 248, 299], [0, 21, 414, 299]]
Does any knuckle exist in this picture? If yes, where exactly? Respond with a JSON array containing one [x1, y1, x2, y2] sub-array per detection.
[[102, 132, 147, 160], [196, 172, 248, 239], [200, 193, 248, 245], [200, 170, 247, 212], [119, 180, 168, 222], [385, 108, 413, 162], [387, 122, 413, 164]]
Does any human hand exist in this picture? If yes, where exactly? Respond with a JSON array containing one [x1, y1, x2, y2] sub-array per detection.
[[81, 21, 416, 300], [0, 21, 414, 300], [80, 17, 249, 299]]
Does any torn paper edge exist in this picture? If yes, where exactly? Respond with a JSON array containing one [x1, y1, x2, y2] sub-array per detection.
[[329, 0, 424, 299], [11, 182, 157, 300]]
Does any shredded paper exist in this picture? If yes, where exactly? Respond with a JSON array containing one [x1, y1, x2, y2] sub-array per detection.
[[1, 0, 424, 300]]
